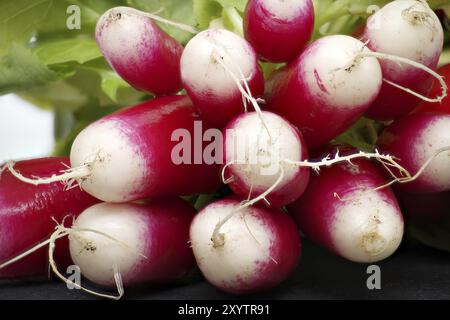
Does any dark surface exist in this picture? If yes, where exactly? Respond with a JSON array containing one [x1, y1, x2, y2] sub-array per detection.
[[0, 241, 449, 300]]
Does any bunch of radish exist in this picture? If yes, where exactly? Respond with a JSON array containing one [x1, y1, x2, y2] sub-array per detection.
[[1, 0, 450, 299]]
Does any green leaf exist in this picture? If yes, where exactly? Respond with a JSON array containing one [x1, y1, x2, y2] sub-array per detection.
[[34, 37, 102, 65], [193, 0, 222, 29], [126, 0, 196, 44], [0, 44, 58, 94], [215, 0, 247, 12]]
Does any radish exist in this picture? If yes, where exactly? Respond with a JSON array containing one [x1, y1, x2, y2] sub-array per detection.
[[265, 35, 383, 149], [190, 197, 300, 294], [180, 28, 265, 127], [222, 110, 310, 207], [96, 7, 185, 95], [289, 158, 404, 263], [362, 0, 444, 120], [5, 96, 221, 203], [244, 0, 314, 62], [66, 198, 195, 292], [377, 112, 450, 193], [0, 157, 98, 278]]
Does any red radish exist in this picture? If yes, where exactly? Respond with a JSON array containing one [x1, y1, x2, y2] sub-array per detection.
[[96, 7, 183, 95], [244, 0, 314, 62], [180, 28, 264, 127], [6, 96, 220, 203], [223, 111, 310, 207], [377, 112, 450, 193], [289, 158, 404, 263], [0, 158, 98, 278], [415, 64, 450, 115], [362, 0, 444, 120], [265, 35, 382, 149], [190, 197, 300, 294], [67, 198, 195, 288]]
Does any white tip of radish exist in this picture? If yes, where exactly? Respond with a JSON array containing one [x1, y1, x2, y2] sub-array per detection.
[[365, 0, 443, 76], [96, 7, 155, 66], [302, 35, 382, 109], [225, 112, 303, 190], [70, 120, 146, 202], [69, 203, 146, 286], [260, 0, 311, 21], [414, 116, 450, 190], [190, 201, 274, 289], [180, 29, 257, 97], [331, 189, 404, 263]]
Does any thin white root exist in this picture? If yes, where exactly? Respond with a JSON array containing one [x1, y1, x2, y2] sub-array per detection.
[[354, 51, 447, 103], [5, 161, 92, 187], [124, 7, 198, 34]]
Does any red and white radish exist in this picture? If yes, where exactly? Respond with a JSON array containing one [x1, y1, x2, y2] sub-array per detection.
[[244, 0, 314, 62], [223, 111, 310, 207], [190, 197, 300, 294], [6, 96, 220, 203], [67, 198, 195, 289], [0, 158, 98, 278], [180, 28, 264, 127], [377, 112, 450, 193], [266, 35, 382, 149], [289, 158, 404, 263], [362, 0, 444, 120], [96, 7, 184, 95]]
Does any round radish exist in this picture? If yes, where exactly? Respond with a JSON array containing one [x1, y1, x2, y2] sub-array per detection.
[[69, 198, 195, 287], [265, 35, 382, 149], [223, 111, 310, 207], [96, 6, 183, 95], [180, 28, 264, 128], [190, 197, 300, 294], [0, 158, 98, 278], [289, 159, 404, 263], [362, 0, 444, 120], [377, 112, 450, 193], [244, 0, 314, 62]]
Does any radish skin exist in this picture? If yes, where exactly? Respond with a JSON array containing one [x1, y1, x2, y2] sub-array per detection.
[[377, 113, 450, 193], [289, 159, 404, 263], [69, 95, 220, 202], [362, 0, 444, 120], [96, 7, 183, 95], [244, 0, 314, 62], [0, 158, 98, 278], [223, 111, 310, 207], [69, 198, 195, 287], [180, 29, 264, 127], [266, 35, 382, 149], [190, 197, 300, 294]]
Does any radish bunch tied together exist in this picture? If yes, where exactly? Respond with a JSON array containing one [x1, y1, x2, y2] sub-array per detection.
[[1, 0, 450, 299]]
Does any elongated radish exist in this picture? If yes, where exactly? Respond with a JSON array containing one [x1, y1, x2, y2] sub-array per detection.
[[67, 198, 195, 288], [265, 35, 382, 149], [96, 6, 184, 95], [415, 64, 450, 115], [190, 197, 300, 294], [244, 0, 314, 62], [377, 113, 450, 193], [289, 158, 404, 263], [180, 28, 264, 127], [5, 96, 220, 203], [362, 0, 444, 120], [223, 111, 309, 207], [0, 158, 98, 278]]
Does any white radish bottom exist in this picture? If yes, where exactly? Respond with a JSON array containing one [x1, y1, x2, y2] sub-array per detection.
[[190, 198, 300, 294]]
